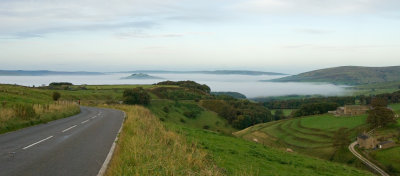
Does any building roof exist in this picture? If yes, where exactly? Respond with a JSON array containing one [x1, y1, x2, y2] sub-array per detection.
[[378, 141, 394, 145], [358, 134, 370, 140], [344, 105, 369, 109]]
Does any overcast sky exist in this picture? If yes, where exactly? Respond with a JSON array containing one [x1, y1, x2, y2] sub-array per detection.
[[1, 0, 399, 74]]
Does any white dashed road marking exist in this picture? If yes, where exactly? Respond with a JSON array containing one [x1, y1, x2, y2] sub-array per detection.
[[81, 120, 89, 124], [62, 125, 77, 133], [23, 136, 53, 150]]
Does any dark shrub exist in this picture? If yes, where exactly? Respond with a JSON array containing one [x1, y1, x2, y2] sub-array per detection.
[[184, 111, 197, 118], [52, 92, 61, 101], [123, 87, 150, 105], [163, 106, 169, 113]]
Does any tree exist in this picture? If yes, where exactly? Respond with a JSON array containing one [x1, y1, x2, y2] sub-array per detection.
[[274, 109, 285, 120], [371, 97, 388, 108], [367, 107, 396, 128], [52, 92, 61, 101], [333, 128, 350, 150], [123, 87, 150, 105]]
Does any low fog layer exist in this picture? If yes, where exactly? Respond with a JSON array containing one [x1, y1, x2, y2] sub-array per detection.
[[0, 73, 348, 98]]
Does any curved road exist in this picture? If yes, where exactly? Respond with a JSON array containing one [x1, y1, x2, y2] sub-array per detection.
[[348, 141, 390, 176], [0, 106, 124, 176]]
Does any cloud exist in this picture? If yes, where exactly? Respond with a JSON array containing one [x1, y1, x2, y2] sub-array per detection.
[[230, 0, 400, 15], [0, 0, 219, 38], [115, 31, 184, 39]]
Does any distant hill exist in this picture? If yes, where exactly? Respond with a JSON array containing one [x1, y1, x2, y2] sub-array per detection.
[[121, 73, 163, 79], [121, 70, 286, 76], [0, 70, 103, 76], [267, 66, 400, 85]]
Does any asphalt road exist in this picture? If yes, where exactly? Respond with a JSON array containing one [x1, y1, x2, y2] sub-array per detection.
[[0, 106, 124, 176]]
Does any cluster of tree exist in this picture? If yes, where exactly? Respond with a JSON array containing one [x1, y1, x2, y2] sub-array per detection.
[[374, 90, 400, 104], [260, 96, 359, 109], [292, 102, 339, 117], [201, 99, 273, 129], [156, 81, 211, 93], [49, 82, 73, 86], [273, 109, 286, 120], [333, 128, 351, 150], [123, 87, 150, 105], [211, 92, 246, 99], [149, 87, 209, 100], [260, 90, 400, 110], [367, 97, 397, 128]]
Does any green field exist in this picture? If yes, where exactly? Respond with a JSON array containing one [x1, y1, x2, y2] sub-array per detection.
[[350, 81, 400, 96], [168, 123, 372, 176], [370, 147, 400, 175], [390, 103, 400, 114], [234, 113, 369, 165]]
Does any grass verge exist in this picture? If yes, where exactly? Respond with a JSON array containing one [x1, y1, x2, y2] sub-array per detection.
[[104, 105, 223, 176], [0, 101, 80, 134]]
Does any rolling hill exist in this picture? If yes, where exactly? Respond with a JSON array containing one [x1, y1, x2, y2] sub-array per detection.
[[268, 66, 400, 85], [121, 73, 163, 79]]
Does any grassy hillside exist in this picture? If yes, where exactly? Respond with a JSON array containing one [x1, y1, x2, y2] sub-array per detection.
[[171, 124, 372, 176], [0, 83, 377, 175], [234, 114, 369, 167], [107, 104, 373, 175], [148, 99, 236, 135], [269, 66, 400, 85]]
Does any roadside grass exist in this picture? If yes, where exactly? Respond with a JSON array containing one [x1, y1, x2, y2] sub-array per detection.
[[104, 105, 224, 176], [0, 101, 80, 134], [148, 99, 236, 135], [0, 83, 83, 134], [234, 113, 369, 168]]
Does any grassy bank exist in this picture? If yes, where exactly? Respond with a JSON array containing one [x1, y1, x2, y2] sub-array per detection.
[[169, 124, 372, 176], [106, 105, 372, 175], [104, 105, 223, 176], [0, 101, 80, 134]]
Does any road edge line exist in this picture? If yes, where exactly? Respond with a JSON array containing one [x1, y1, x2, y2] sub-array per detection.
[[97, 110, 126, 176]]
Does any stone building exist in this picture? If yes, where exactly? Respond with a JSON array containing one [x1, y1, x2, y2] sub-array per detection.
[[330, 105, 370, 116], [357, 133, 377, 149]]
